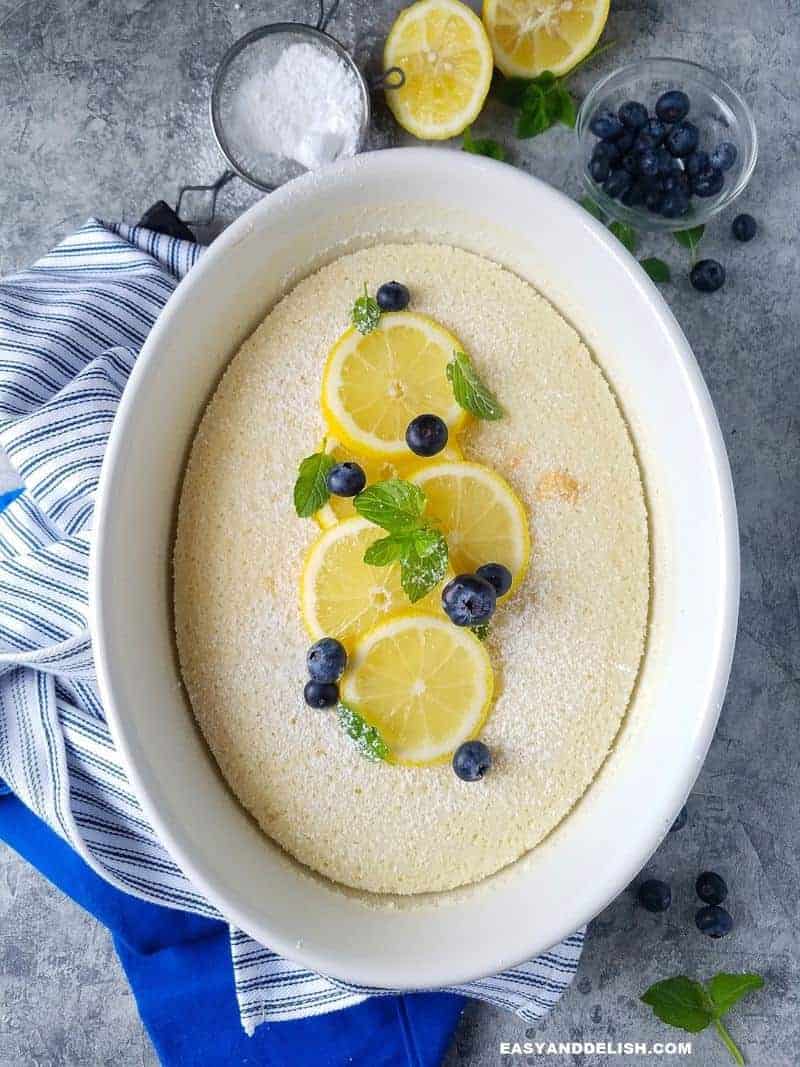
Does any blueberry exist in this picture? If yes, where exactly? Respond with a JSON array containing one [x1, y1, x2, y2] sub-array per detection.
[[637, 878, 672, 913], [593, 139, 621, 163], [732, 213, 757, 242], [690, 258, 726, 292], [669, 804, 688, 832], [692, 167, 724, 198], [589, 107, 624, 140], [696, 871, 728, 905], [695, 904, 733, 938], [710, 141, 737, 172], [661, 190, 690, 218], [618, 100, 649, 129], [326, 461, 366, 497], [452, 739, 492, 781], [604, 169, 632, 199], [442, 574, 496, 627], [589, 154, 610, 183], [476, 562, 513, 597], [665, 121, 699, 158], [307, 637, 347, 683], [655, 89, 690, 124], [663, 171, 690, 194], [644, 187, 664, 213], [405, 413, 448, 457], [621, 151, 640, 176], [621, 180, 646, 207], [376, 281, 410, 312], [655, 147, 675, 176], [304, 680, 339, 708], [642, 117, 667, 145], [685, 150, 710, 177], [638, 149, 659, 178]]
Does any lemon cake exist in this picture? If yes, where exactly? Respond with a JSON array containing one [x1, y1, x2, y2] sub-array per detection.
[[173, 243, 649, 896]]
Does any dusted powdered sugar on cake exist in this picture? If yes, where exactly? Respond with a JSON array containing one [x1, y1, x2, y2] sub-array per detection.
[[174, 244, 649, 896]]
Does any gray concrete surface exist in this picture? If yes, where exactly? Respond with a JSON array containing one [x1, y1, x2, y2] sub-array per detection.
[[1, 0, 798, 1064]]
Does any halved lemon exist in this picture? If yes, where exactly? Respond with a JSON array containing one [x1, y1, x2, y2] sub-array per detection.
[[341, 611, 494, 765], [301, 517, 444, 646], [410, 460, 531, 589], [316, 436, 464, 529], [482, 0, 609, 78], [383, 0, 494, 140], [321, 311, 468, 459]]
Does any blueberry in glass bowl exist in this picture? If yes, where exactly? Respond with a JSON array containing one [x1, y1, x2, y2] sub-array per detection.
[[576, 58, 757, 233]]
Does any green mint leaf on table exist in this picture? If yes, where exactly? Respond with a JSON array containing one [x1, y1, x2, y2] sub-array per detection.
[[496, 75, 532, 108], [516, 93, 551, 139], [446, 351, 504, 421], [580, 196, 606, 222], [293, 447, 335, 518], [673, 224, 705, 263], [399, 528, 448, 603], [337, 702, 389, 762], [462, 127, 507, 161], [351, 283, 380, 334], [641, 973, 764, 1065], [608, 220, 639, 254], [354, 478, 426, 534], [640, 257, 671, 283], [549, 85, 576, 127], [471, 622, 490, 641]]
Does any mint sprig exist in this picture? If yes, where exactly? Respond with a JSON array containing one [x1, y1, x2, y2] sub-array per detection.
[[673, 224, 706, 264], [355, 479, 448, 602], [640, 257, 671, 283], [641, 973, 764, 1065], [462, 127, 507, 161], [337, 702, 389, 762], [446, 351, 504, 421], [293, 446, 335, 518], [351, 283, 380, 334]]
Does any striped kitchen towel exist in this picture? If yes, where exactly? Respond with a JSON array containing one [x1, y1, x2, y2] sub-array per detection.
[[0, 219, 584, 1034]]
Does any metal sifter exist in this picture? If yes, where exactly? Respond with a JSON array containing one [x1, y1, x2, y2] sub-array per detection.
[[168, 0, 403, 229]]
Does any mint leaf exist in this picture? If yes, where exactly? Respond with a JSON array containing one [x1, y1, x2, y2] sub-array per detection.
[[471, 622, 490, 641], [463, 127, 507, 161], [400, 528, 448, 602], [580, 196, 606, 222], [496, 75, 531, 107], [446, 351, 504, 421], [673, 225, 705, 262], [363, 533, 407, 566], [608, 220, 639, 254], [641, 977, 712, 1034], [355, 479, 426, 534], [549, 85, 576, 127], [337, 702, 389, 762], [707, 973, 764, 1018], [517, 94, 550, 138], [640, 257, 671, 283], [293, 448, 335, 518], [352, 283, 380, 334]]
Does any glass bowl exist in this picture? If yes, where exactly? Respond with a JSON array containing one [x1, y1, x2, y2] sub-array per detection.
[[575, 57, 758, 232]]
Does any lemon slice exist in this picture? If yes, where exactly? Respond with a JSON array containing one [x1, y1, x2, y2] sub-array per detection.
[[301, 517, 444, 646], [342, 612, 494, 765], [321, 312, 468, 459], [316, 436, 464, 529], [482, 0, 609, 78], [383, 0, 494, 140], [410, 460, 531, 589]]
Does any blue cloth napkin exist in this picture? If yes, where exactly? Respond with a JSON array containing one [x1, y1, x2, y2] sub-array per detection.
[[0, 219, 583, 1062]]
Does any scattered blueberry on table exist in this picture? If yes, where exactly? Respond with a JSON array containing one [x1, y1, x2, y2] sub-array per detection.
[[307, 637, 347, 683], [637, 878, 672, 913], [587, 88, 738, 221], [690, 258, 726, 293], [695, 904, 734, 938], [696, 870, 728, 906], [406, 413, 448, 457], [732, 212, 757, 241], [442, 573, 497, 626], [376, 280, 410, 312], [327, 461, 367, 497], [452, 739, 492, 781]]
